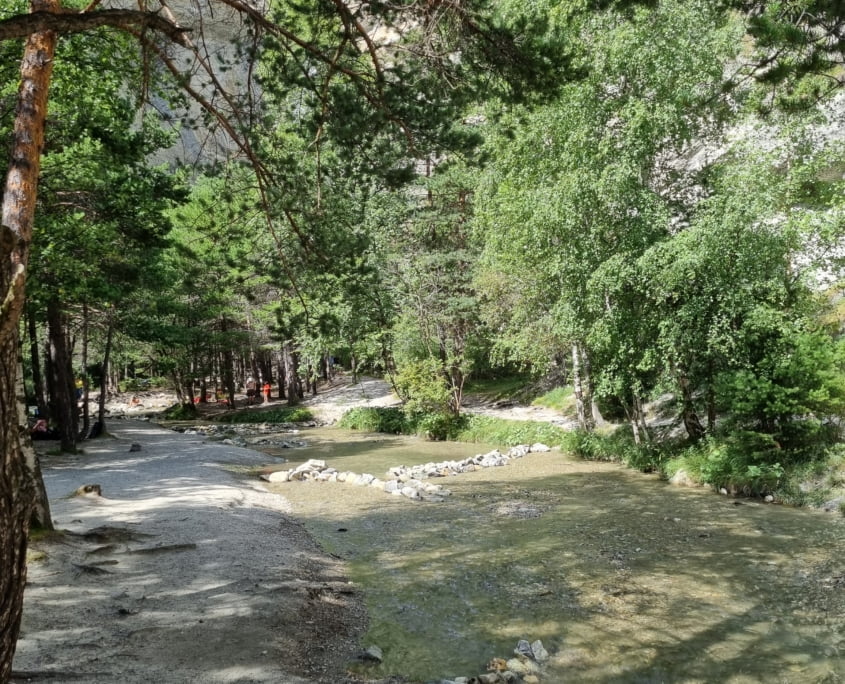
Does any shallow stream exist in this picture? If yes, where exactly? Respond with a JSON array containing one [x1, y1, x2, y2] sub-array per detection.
[[260, 427, 845, 683]]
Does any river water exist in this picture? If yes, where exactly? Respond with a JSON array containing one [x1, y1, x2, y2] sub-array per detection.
[[259, 427, 845, 683]]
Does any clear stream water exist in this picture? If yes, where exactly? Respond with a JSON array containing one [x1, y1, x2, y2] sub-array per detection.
[[259, 427, 845, 683]]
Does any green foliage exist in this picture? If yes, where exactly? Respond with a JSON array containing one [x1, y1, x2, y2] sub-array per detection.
[[338, 407, 410, 434], [716, 330, 845, 437], [392, 358, 453, 416], [562, 429, 668, 473], [451, 415, 568, 448], [666, 432, 786, 496], [214, 407, 314, 424]]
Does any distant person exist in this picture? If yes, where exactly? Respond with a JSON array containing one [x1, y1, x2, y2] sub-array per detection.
[[246, 377, 257, 405], [262, 381, 271, 403]]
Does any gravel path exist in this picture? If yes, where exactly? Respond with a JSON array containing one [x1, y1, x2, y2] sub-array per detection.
[[13, 420, 365, 683]]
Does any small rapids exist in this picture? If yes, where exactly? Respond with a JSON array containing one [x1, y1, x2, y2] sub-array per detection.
[[260, 427, 845, 683]]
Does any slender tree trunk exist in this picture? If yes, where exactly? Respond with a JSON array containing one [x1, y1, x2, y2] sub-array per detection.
[[26, 305, 46, 417], [673, 360, 705, 441], [621, 397, 642, 445], [284, 342, 299, 406], [47, 300, 76, 452], [0, 9, 58, 677], [80, 301, 90, 439], [634, 393, 650, 443], [277, 355, 286, 400], [96, 316, 114, 430], [582, 349, 603, 427], [220, 320, 236, 407], [571, 341, 595, 432]]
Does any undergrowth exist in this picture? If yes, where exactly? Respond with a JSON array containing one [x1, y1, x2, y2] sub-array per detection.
[[214, 406, 314, 424], [338, 406, 569, 446]]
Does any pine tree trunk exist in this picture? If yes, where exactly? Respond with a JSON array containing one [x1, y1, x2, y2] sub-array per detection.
[[284, 343, 299, 406], [0, 9, 58, 677], [26, 306, 47, 417], [96, 317, 114, 430], [46, 298, 77, 452], [80, 301, 90, 439], [277, 355, 286, 400]]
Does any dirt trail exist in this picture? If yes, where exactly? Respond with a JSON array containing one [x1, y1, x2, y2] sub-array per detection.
[[14, 421, 365, 684]]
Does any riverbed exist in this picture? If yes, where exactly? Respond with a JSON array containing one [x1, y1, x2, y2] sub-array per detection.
[[260, 427, 845, 683]]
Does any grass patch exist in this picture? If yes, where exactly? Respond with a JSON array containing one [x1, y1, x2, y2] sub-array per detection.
[[214, 406, 314, 424], [463, 374, 532, 401], [452, 414, 569, 447], [531, 385, 575, 414]]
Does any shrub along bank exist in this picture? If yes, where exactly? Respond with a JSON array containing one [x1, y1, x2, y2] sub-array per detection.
[[338, 406, 845, 510]]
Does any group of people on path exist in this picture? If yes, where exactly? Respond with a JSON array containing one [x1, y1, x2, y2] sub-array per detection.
[[245, 377, 272, 405]]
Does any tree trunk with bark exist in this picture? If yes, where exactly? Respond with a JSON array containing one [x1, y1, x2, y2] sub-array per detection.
[[46, 298, 77, 452], [284, 342, 300, 406], [79, 301, 90, 439], [571, 341, 595, 432], [96, 316, 114, 431], [673, 360, 706, 442], [0, 9, 58, 678], [26, 307, 47, 417]]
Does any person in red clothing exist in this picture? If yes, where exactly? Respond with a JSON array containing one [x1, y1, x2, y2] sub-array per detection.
[[262, 381, 271, 404]]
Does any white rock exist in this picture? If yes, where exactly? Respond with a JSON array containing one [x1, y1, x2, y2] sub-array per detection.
[[383, 480, 401, 493], [401, 486, 421, 500], [531, 639, 549, 662], [529, 443, 551, 452], [266, 470, 290, 483], [370, 478, 384, 489], [304, 458, 327, 469], [764, 494, 774, 503]]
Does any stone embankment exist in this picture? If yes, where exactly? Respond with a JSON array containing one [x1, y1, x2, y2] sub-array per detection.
[[260, 443, 553, 502]]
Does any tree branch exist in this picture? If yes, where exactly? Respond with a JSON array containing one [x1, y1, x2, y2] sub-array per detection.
[[0, 9, 190, 46]]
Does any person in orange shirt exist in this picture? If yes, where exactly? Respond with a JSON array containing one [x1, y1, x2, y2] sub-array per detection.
[[262, 381, 271, 404]]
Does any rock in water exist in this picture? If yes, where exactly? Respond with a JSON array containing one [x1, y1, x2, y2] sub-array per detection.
[[74, 483, 103, 497], [514, 639, 534, 660], [360, 645, 383, 662], [129, 443, 142, 452], [530, 640, 549, 662]]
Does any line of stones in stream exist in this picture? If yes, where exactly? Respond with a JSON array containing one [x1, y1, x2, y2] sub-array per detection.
[[258, 443, 553, 502]]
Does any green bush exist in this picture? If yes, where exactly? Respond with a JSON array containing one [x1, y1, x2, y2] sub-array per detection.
[[339, 407, 410, 434], [561, 428, 667, 472], [392, 359, 453, 415], [672, 432, 784, 495], [215, 406, 314, 424], [412, 411, 467, 441]]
